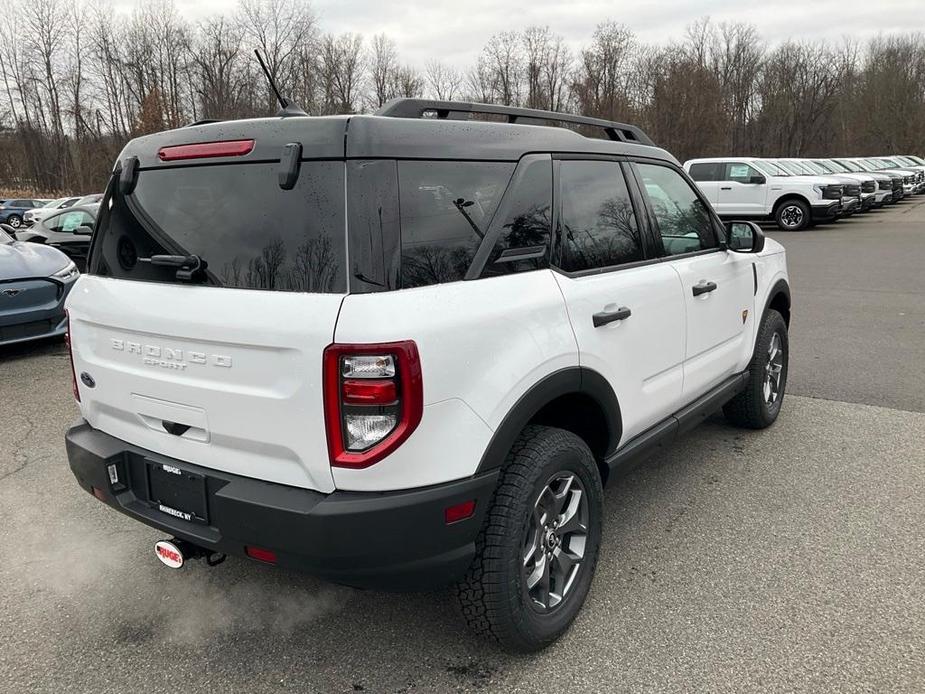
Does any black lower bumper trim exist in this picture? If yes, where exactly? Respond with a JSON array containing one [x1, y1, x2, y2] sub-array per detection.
[[65, 420, 498, 590]]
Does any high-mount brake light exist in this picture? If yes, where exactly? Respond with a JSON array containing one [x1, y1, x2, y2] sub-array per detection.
[[323, 341, 423, 469], [157, 139, 255, 162]]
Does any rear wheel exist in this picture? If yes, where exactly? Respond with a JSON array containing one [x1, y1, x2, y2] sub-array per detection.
[[774, 200, 810, 231], [724, 309, 788, 429], [456, 426, 603, 652], [7, 214, 22, 228]]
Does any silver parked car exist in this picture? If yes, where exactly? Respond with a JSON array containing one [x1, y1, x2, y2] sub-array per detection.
[[0, 223, 79, 346], [15, 206, 96, 271]]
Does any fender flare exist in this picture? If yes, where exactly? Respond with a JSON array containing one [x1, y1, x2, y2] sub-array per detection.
[[761, 277, 791, 323], [475, 367, 622, 474]]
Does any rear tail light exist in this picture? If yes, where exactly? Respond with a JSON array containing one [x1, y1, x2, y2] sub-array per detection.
[[323, 341, 423, 469], [65, 310, 79, 402]]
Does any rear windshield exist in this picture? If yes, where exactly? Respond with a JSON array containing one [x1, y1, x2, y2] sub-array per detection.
[[90, 162, 346, 293]]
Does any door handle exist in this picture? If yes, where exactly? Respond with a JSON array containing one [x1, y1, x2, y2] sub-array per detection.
[[593, 306, 632, 328], [720, 186, 732, 190], [692, 280, 718, 296]]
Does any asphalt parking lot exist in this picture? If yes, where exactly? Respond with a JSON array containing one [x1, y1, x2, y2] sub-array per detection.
[[2, 199, 924, 693]]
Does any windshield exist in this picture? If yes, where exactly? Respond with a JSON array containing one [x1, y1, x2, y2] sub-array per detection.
[[799, 160, 828, 175], [774, 161, 806, 176], [824, 159, 851, 173], [863, 159, 888, 170], [43, 198, 65, 208], [90, 162, 348, 292], [752, 160, 789, 176], [906, 155, 925, 165]]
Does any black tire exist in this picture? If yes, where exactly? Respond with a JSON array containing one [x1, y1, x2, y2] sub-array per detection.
[[456, 426, 603, 652], [7, 214, 22, 228], [774, 199, 810, 231], [723, 309, 788, 429]]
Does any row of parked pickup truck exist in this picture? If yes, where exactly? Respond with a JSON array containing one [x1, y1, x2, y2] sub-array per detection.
[[684, 155, 925, 231]]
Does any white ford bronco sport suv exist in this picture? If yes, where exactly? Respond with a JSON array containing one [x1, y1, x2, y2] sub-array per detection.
[[65, 99, 791, 651], [684, 156, 844, 231]]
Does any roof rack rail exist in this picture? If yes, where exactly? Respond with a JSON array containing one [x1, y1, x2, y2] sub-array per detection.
[[375, 98, 655, 147]]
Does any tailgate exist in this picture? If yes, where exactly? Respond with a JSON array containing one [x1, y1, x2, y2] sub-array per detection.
[[68, 276, 341, 493]]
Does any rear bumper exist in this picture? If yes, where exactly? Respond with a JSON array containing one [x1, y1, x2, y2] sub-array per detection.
[[65, 419, 498, 590]]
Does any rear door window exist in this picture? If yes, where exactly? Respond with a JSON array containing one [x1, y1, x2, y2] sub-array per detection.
[[397, 160, 513, 288], [556, 160, 644, 272], [688, 162, 723, 181], [90, 162, 347, 293]]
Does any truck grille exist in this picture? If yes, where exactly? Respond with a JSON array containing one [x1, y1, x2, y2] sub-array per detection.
[[862, 181, 876, 193], [844, 184, 860, 197], [878, 180, 892, 190], [822, 185, 843, 199]]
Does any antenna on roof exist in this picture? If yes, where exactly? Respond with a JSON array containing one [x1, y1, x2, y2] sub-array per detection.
[[254, 49, 307, 118]]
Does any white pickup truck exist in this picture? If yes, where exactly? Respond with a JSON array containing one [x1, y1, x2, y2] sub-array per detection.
[[685, 157, 844, 231]]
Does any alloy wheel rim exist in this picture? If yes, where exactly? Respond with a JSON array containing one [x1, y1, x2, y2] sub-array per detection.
[[780, 205, 803, 229], [764, 332, 784, 406], [9, 216, 20, 228], [522, 472, 589, 612]]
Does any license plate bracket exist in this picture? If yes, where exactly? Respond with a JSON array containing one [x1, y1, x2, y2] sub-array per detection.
[[146, 461, 208, 524]]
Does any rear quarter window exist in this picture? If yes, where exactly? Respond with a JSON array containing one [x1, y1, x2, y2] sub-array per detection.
[[397, 160, 514, 288]]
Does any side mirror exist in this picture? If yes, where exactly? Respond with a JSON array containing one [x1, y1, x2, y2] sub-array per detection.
[[725, 220, 765, 253], [749, 175, 766, 185], [74, 224, 94, 236]]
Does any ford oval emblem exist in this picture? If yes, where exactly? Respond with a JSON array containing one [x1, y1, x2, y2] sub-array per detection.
[[80, 372, 96, 388]]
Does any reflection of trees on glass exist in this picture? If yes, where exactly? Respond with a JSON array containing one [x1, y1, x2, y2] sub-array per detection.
[[483, 203, 550, 276], [402, 243, 475, 287], [397, 161, 514, 288], [218, 231, 341, 292], [563, 196, 641, 269], [652, 198, 713, 251]]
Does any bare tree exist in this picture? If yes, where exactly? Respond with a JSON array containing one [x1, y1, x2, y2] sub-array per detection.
[[369, 33, 398, 108], [319, 33, 364, 114], [425, 60, 461, 100], [572, 21, 636, 121]]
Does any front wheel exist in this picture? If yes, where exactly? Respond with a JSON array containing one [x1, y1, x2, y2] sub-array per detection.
[[7, 214, 22, 228], [724, 309, 789, 429], [774, 200, 810, 231], [456, 426, 603, 652]]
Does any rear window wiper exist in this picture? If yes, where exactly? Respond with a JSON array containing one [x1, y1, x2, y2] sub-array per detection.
[[139, 254, 208, 282]]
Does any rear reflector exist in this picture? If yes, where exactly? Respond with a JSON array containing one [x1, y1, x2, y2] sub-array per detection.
[[342, 379, 397, 404], [157, 139, 255, 162], [245, 546, 277, 564], [445, 500, 476, 524], [65, 311, 79, 402], [91, 486, 106, 501]]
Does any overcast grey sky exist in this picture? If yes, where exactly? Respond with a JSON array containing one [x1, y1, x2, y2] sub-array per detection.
[[160, 0, 921, 69]]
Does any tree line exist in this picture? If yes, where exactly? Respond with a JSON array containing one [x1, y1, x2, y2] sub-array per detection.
[[1, 0, 924, 195]]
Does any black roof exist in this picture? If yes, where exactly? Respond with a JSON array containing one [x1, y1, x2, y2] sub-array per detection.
[[119, 103, 675, 169]]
